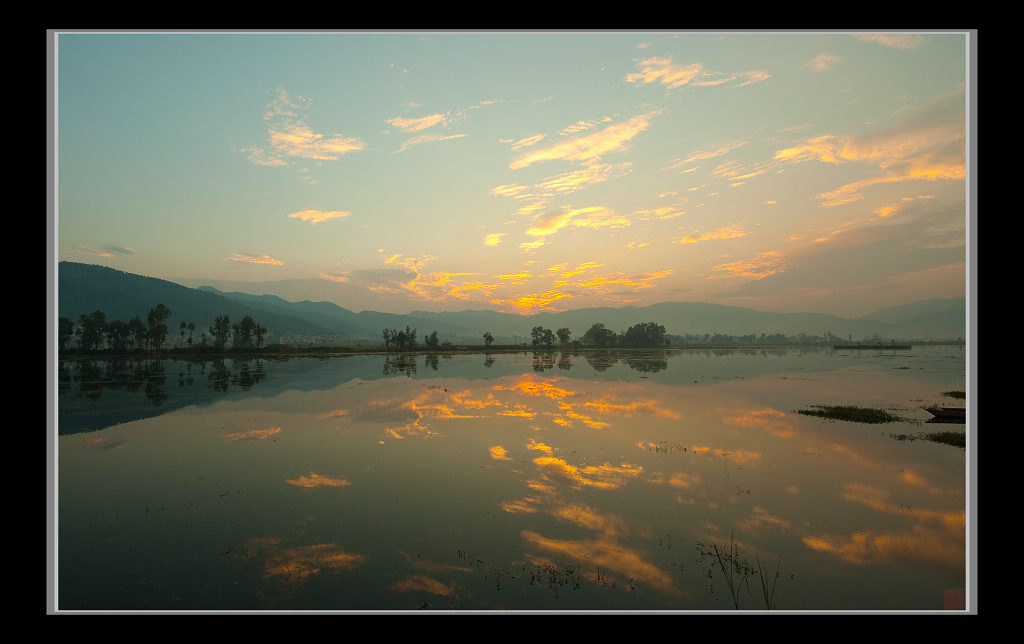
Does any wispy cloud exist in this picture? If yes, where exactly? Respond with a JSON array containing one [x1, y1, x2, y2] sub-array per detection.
[[393, 132, 466, 153], [853, 33, 926, 50], [64, 245, 135, 258], [773, 90, 966, 207], [243, 86, 364, 166], [665, 140, 749, 172], [226, 252, 285, 266], [626, 56, 770, 90], [676, 225, 748, 244], [285, 472, 351, 488], [483, 233, 505, 246], [525, 206, 630, 238], [509, 114, 656, 169], [490, 290, 573, 312], [804, 54, 843, 72], [386, 113, 450, 132], [577, 269, 674, 293], [289, 209, 352, 224]]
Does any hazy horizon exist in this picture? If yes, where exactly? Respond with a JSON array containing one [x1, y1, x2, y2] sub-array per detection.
[[172, 272, 963, 319], [53, 30, 972, 319]]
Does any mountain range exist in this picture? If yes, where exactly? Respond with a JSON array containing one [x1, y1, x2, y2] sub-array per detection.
[[56, 262, 967, 344]]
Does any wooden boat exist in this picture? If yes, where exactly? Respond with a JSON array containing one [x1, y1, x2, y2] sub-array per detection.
[[925, 406, 966, 419]]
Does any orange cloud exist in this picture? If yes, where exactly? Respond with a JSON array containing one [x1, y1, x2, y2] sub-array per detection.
[[626, 57, 705, 89], [853, 34, 926, 50], [288, 209, 352, 224], [390, 575, 454, 596], [711, 250, 787, 280], [491, 290, 572, 311], [286, 472, 352, 488], [226, 253, 285, 266], [509, 114, 655, 169], [223, 427, 282, 441], [676, 225, 747, 245], [627, 57, 769, 89], [577, 269, 673, 291], [387, 113, 449, 132]]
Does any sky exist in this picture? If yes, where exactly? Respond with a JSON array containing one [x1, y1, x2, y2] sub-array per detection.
[[52, 30, 973, 319]]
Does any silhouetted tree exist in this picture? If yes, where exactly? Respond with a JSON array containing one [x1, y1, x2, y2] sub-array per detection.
[[531, 326, 555, 347], [254, 321, 267, 348], [147, 304, 172, 349], [622, 322, 667, 347], [556, 327, 572, 346], [128, 316, 147, 351], [106, 319, 130, 353], [582, 322, 616, 348], [77, 310, 107, 352], [210, 315, 231, 350], [483, 332, 494, 347], [58, 317, 75, 351], [233, 315, 257, 349]]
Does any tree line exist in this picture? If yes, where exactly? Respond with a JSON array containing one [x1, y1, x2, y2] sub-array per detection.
[[524, 322, 668, 349], [58, 304, 268, 354]]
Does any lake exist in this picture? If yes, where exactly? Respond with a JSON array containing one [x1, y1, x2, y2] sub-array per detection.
[[53, 345, 971, 612]]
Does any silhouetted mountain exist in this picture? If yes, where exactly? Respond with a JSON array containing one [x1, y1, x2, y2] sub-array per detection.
[[59, 262, 337, 343], [58, 262, 967, 345], [859, 298, 967, 338]]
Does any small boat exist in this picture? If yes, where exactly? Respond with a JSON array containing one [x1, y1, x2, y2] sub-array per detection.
[[925, 406, 966, 419]]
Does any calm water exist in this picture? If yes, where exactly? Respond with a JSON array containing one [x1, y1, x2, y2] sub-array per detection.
[[53, 346, 970, 612]]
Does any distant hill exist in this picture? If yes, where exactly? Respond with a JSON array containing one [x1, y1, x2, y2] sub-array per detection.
[[57, 262, 967, 345], [58, 262, 337, 343]]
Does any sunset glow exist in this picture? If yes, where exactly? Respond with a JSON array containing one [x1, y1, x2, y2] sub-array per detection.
[[53, 30, 971, 318]]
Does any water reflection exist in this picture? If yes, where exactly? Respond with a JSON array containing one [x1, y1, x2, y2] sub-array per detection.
[[56, 347, 968, 611]]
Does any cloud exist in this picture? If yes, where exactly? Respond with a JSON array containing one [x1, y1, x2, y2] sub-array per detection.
[[244, 86, 365, 166], [483, 233, 505, 246], [386, 113, 449, 132], [490, 290, 572, 312], [285, 472, 351, 488], [510, 133, 546, 149], [853, 33, 926, 50], [269, 124, 363, 160], [559, 117, 613, 135], [626, 57, 705, 89], [289, 209, 352, 224], [509, 114, 655, 169], [626, 56, 770, 90], [665, 140, 749, 171], [226, 253, 285, 266], [525, 206, 630, 238], [676, 225, 748, 244], [64, 245, 135, 258], [773, 90, 966, 206], [711, 198, 966, 309], [393, 132, 466, 153], [576, 269, 673, 294], [804, 54, 843, 72], [534, 163, 633, 195]]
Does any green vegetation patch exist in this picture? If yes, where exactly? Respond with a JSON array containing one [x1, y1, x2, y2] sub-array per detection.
[[941, 390, 966, 399], [793, 405, 903, 424], [889, 430, 966, 448]]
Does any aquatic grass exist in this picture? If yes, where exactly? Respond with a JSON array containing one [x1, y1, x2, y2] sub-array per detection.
[[699, 531, 780, 610], [794, 405, 903, 424], [709, 532, 743, 609], [755, 550, 781, 610]]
